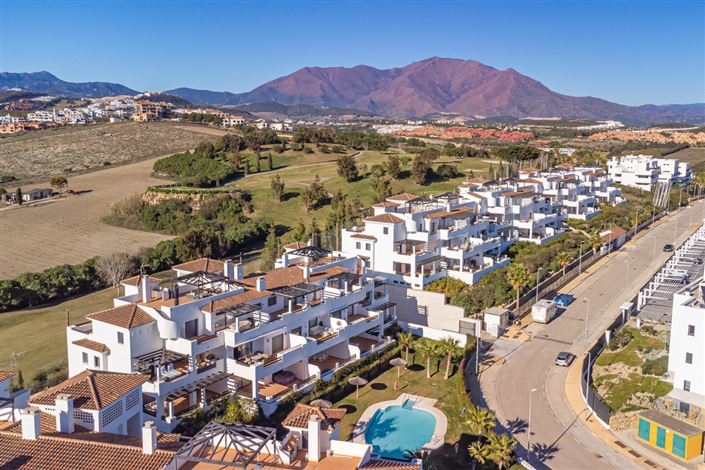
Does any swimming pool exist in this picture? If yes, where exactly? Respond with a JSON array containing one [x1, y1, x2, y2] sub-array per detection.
[[363, 399, 436, 459]]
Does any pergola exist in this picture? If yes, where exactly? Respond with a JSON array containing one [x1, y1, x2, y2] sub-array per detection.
[[174, 420, 279, 469], [164, 372, 230, 402], [288, 245, 330, 260], [406, 195, 444, 212], [326, 271, 361, 289], [135, 348, 186, 373], [174, 271, 228, 299], [271, 282, 323, 300]]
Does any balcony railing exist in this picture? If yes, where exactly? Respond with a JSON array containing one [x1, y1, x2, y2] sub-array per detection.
[[196, 361, 217, 374]]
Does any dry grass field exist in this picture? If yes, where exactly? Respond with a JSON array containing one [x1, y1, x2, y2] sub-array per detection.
[[0, 156, 177, 279], [0, 121, 225, 180], [665, 147, 705, 164]]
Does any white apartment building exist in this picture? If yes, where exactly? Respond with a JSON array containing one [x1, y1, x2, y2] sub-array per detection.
[[67, 248, 396, 432], [667, 284, 705, 414], [608, 155, 691, 191], [341, 192, 512, 290]]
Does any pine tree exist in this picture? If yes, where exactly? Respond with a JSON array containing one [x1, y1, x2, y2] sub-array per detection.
[[15, 187, 22, 205], [260, 225, 280, 271]]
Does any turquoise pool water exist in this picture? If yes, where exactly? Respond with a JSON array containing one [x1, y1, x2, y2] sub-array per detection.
[[364, 400, 436, 459]]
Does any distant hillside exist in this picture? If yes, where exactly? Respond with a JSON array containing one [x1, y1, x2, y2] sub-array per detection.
[[229, 102, 376, 117], [136, 92, 193, 108], [164, 87, 241, 106], [0, 71, 137, 98]]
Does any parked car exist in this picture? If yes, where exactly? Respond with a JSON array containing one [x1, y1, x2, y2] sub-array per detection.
[[554, 293, 574, 308], [555, 352, 574, 366], [663, 244, 675, 252]]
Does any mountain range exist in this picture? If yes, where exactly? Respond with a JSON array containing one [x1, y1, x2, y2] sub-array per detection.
[[2, 60, 704, 124]]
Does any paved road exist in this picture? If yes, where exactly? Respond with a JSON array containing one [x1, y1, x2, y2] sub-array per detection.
[[479, 201, 705, 470]]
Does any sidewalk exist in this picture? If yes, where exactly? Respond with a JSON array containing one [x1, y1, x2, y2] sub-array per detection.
[[564, 358, 705, 470]]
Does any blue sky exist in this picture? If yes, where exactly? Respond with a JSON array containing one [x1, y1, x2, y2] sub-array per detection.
[[1, 0, 703, 105]]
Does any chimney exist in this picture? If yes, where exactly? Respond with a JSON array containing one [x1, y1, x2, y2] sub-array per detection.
[[282, 252, 289, 268], [142, 421, 157, 455], [21, 407, 41, 440], [256, 276, 266, 292], [223, 259, 234, 281], [55, 394, 74, 434], [234, 263, 244, 281], [173, 284, 180, 306], [303, 265, 311, 281], [307, 414, 321, 462], [140, 275, 151, 303]]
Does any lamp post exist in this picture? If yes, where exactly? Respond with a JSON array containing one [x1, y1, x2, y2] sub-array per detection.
[[579, 241, 585, 275], [527, 387, 538, 462], [625, 258, 630, 293], [583, 297, 590, 345], [535, 267, 543, 304], [634, 207, 641, 236], [586, 351, 592, 412]]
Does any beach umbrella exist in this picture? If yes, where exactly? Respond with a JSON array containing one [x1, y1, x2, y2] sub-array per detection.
[[348, 376, 368, 398], [310, 399, 333, 408], [389, 357, 408, 378]]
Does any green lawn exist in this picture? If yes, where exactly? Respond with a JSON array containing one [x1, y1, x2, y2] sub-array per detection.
[[595, 327, 665, 368], [231, 150, 491, 239], [0, 270, 175, 387]]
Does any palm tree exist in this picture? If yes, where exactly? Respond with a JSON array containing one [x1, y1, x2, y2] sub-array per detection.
[[557, 251, 573, 276], [468, 441, 488, 470], [588, 231, 603, 255], [487, 432, 517, 470], [506, 263, 531, 311], [397, 332, 414, 362], [440, 337, 459, 380], [416, 340, 438, 379], [466, 406, 496, 435]]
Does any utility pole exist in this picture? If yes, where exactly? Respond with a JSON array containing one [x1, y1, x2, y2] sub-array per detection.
[[527, 388, 538, 462]]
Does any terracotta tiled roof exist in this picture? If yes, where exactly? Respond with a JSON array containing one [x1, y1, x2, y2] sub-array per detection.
[[201, 289, 269, 314], [0, 429, 176, 470], [282, 404, 346, 431], [600, 225, 627, 243], [239, 266, 349, 290], [284, 241, 307, 250], [556, 163, 574, 169], [519, 167, 539, 173], [360, 459, 421, 469], [72, 339, 110, 353], [0, 371, 16, 382], [172, 257, 225, 274], [3, 411, 88, 435], [30, 370, 149, 410], [119, 275, 160, 287], [387, 193, 419, 202], [86, 304, 155, 329], [522, 178, 541, 184], [372, 201, 400, 207], [465, 192, 486, 200], [350, 234, 377, 240], [364, 213, 405, 224], [501, 188, 535, 198]]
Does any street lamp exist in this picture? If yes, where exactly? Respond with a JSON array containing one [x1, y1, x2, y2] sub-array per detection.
[[579, 241, 586, 275], [527, 387, 538, 462], [624, 258, 630, 293], [535, 267, 543, 304], [634, 207, 641, 236], [583, 297, 590, 345]]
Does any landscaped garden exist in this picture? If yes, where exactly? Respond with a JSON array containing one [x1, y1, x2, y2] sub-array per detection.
[[592, 323, 672, 413]]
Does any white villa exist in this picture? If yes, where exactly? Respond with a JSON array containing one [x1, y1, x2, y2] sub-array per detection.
[[608, 155, 691, 191], [66, 248, 396, 432]]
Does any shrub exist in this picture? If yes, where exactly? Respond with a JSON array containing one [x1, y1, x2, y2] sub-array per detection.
[[642, 356, 668, 376]]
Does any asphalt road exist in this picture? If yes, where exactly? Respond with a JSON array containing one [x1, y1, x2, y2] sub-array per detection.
[[482, 200, 705, 470]]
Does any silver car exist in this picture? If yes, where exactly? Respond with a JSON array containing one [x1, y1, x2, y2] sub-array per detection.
[[555, 352, 574, 366]]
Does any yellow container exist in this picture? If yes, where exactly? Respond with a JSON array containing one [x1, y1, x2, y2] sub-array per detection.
[[636, 410, 704, 461]]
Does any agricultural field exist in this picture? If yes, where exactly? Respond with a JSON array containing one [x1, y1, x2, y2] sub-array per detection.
[[0, 155, 172, 279], [0, 121, 225, 181]]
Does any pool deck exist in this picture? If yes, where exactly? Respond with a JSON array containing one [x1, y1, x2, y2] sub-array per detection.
[[352, 393, 448, 451]]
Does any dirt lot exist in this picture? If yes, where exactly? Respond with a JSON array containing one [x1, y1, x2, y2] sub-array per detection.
[[0, 121, 226, 181], [664, 146, 705, 164], [0, 156, 175, 279]]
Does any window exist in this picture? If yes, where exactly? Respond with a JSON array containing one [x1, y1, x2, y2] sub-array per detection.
[[82, 352, 88, 364], [417, 305, 428, 316], [365, 243, 371, 251], [688, 325, 695, 336], [356, 242, 361, 249], [268, 296, 277, 307], [93, 356, 100, 368], [383, 227, 389, 235], [117, 332, 124, 344], [684, 380, 691, 392], [365, 260, 371, 268], [308, 317, 318, 329], [686, 352, 693, 364]]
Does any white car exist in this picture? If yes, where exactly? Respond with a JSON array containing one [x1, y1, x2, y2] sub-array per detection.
[[555, 352, 574, 367]]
